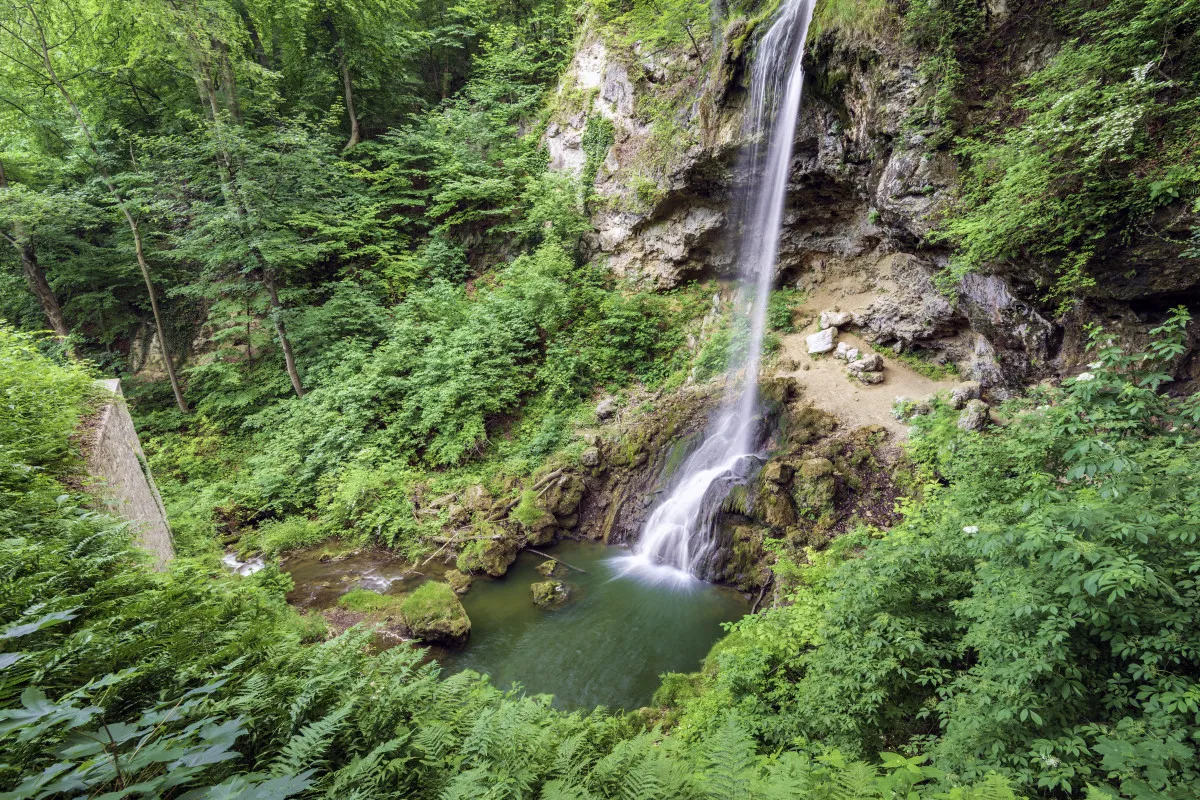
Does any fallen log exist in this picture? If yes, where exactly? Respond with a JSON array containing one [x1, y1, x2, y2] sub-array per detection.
[[751, 577, 773, 613], [526, 547, 587, 574], [422, 533, 503, 544]]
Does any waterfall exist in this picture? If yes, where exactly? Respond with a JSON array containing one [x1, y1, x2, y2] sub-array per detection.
[[619, 0, 815, 583]]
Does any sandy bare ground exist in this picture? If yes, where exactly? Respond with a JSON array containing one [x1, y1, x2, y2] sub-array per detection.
[[775, 327, 956, 439]]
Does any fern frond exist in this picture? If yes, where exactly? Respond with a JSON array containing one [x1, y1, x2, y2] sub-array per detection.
[[271, 702, 353, 776]]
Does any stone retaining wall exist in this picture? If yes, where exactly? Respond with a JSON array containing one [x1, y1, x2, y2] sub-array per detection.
[[85, 379, 174, 569]]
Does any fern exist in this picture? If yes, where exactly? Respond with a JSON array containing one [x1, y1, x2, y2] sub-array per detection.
[[538, 779, 598, 800], [698, 714, 758, 799], [323, 736, 411, 799], [821, 761, 883, 800], [271, 702, 354, 776]]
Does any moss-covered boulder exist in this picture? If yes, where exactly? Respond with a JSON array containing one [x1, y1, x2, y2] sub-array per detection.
[[444, 568, 473, 595], [545, 474, 586, 518], [792, 457, 837, 515], [457, 536, 518, 577], [535, 559, 561, 578], [756, 489, 798, 528], [760, 460, 794, 485], [798, 457, 834, 479], [511, 473, 587, 545], [726, 524, 767, 590], [401, 582, 471, 646], [513, 489, 558, 545], [530, 580, 570, 608]]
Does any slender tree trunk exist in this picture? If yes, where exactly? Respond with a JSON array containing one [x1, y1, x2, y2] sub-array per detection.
[[22, 6, 188, 411], [216, 42, 243, 123], [234, 1, 270, 69], [167, 1, 305, 398], [0, 161, 72, 347], [322, 17, 360, 150], [338, 46, 361, 150], [262, 269, 305, 397], [195, 55, 305, 398]]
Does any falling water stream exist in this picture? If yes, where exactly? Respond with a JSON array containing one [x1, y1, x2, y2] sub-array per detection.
[[620, 0, 816, 582], [273, 0, 819, 709]]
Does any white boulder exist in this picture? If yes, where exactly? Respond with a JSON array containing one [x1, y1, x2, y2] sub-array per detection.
[[807, 327, 837, 354], [820, 310, 854, 330]]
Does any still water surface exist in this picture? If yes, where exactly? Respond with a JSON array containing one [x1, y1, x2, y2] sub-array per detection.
[[440, 541, 748, 710], [282, 540, 748, 711]]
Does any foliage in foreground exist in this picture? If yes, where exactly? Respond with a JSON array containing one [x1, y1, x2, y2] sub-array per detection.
[[664, 309, 1200, 798], [0, 328, 1017, 799]]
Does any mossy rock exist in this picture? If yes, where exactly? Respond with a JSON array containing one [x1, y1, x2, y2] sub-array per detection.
[[792, 459, 837, 515], [513, 489, 557, 535], [760, 460, 794, 484], [785, 405, 839, 445], [799, 457, 834, 478], [786, 524, 832, 549], [728, 524, 767, 590], [444, 569, 473, 595], [721, 483, 753, 516], [756, 489, 798, 529], [401, 582, 471, 646], [531, 580, 570, 609], [337, 588, 405, 615], [535, 560, 561, 578], [758, 376, 800, 406], [458, 537, 518, 577]]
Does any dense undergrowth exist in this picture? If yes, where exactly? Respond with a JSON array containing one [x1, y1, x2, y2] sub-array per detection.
[[0, 325, 1022, 799], [659, 308, 1200, 798], [920, 0, 1200, 309]]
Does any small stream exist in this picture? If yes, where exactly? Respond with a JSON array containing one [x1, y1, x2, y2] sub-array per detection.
[[279, 541, 748, 710]]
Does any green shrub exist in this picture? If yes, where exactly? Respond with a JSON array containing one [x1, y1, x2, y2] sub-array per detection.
[[581, 115, 615, 188], [245, 515, 327, 556], [931, 0, 1200, 312], [676, 308, 1200, 796]]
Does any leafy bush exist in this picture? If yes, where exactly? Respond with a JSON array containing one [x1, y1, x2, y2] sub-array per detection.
[[0, 325, 94, 484], [674, 307, 1200, 797]]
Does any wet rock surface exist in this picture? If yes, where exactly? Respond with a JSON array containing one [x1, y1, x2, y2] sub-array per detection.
[[531, 580, 571, 608]]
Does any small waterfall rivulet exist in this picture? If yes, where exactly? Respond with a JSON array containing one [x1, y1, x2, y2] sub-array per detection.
[[618, 0, 816, 583]]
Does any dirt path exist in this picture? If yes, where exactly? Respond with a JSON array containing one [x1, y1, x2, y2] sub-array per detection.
[[775, 328, 956, 439]]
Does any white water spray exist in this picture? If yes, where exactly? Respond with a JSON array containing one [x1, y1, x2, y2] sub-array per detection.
[[619, 0, 816, 583]]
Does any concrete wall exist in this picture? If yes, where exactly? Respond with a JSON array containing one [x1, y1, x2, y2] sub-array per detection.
[[85, 379, 174, 570]]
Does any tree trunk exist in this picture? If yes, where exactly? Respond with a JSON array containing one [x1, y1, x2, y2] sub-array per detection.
[[0, 161, 72, 348], [338, 46, 361, 150], [21, 5, 188, 411], [322, 17, 360, 150], [216, 41, 243, 123], [193, 52, 305, 398], [262, 270, 305, 398], [20, 244, 72, 343]]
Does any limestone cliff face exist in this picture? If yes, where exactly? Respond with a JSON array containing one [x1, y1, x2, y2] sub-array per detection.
[[549, 8, 1198, 394]]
